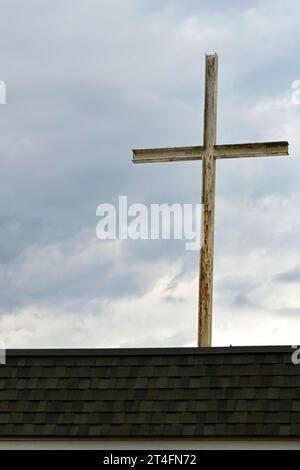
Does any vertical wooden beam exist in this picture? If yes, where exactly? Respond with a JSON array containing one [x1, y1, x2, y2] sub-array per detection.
[[198, 54, 218, 347]]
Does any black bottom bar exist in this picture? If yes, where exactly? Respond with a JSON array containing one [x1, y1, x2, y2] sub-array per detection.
[[0, 450, 297, 467]]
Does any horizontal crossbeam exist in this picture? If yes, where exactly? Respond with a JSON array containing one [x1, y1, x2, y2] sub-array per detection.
[[214, 141, 289, 159], [132, 141, 289, 164], [132, 146, 204, 163]]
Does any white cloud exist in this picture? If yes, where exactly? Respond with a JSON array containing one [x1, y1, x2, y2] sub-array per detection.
[[0, 263, 198, 348]]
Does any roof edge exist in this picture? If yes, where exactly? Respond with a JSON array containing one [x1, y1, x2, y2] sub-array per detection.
[[4, 345, 297, 356]]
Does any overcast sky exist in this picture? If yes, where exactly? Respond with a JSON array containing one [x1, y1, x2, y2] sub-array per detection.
[[0, 0, 299, 348]]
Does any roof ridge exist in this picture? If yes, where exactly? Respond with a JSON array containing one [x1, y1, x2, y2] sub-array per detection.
[[4, 345, 296, 356]]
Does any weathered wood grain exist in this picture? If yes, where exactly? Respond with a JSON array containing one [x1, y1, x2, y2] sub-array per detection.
[[214, 141, 289, 159], [133, 141, 288, 163], [132, 146, 204, 163], [198, 54, 218, 348]]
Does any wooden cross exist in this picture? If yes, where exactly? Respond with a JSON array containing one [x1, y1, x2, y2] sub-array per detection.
[[132, 54, 289, 347]]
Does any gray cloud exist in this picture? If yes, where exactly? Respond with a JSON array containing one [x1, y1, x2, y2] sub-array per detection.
[[275, 266, 300, 283], [0, 0, 299, 346]]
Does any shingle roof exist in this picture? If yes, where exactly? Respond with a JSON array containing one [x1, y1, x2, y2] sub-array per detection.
[[0, 346, 299, 438]]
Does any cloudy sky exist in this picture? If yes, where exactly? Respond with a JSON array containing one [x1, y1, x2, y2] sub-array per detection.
[[0, 0, 299, 348]]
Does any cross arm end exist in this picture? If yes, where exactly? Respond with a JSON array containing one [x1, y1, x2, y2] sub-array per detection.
[[214, 141, 289, 159], [132, 146, 204, 164]]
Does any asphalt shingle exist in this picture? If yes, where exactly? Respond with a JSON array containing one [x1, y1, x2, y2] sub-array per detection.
[[0, 346, 299, 437]]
